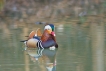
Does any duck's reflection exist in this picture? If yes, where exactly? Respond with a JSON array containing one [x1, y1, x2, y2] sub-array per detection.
[[26, 48, 57, 71]]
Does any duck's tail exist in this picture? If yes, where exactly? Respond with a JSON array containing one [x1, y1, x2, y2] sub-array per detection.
[[20, 39, 28, 42]]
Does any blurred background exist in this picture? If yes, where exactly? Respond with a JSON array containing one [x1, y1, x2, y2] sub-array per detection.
[[0, 0, 106, 71]]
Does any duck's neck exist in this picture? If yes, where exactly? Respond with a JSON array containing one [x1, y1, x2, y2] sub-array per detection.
[[40, 30, 56, 42], [41, 34, 56, 42]]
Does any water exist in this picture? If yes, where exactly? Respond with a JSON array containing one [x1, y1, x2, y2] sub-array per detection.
[[0, 23, 106, 71]]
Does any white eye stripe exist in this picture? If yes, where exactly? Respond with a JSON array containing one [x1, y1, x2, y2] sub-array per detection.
[[44, 25, 52, 30]]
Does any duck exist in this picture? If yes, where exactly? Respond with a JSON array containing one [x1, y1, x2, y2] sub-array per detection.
[[21, 24, 58, 50]]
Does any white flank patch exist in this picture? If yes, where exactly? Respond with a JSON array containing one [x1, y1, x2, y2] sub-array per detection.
[[49, 46, 55, 50]]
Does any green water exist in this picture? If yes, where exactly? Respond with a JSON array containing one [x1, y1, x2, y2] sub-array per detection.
[[0, 23, 106, 71]]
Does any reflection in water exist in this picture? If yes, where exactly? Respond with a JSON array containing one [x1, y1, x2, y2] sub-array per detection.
[[26, 48, 57, 71], [57, 24, 64, 35], [91, 23, 105, 71]]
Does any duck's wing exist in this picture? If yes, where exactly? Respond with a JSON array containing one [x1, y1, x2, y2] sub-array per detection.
[[28, 28, 42, 39], [20, 31, 36, 42], [36, 28, 42, 37], [28, 31, 36, 39]]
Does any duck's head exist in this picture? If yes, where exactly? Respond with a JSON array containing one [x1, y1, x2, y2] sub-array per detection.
[[44, 24, 55, 36], [41, 24, 56, 42]]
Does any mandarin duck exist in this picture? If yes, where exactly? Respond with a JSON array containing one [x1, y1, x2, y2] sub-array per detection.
[[21, 24, 58, 50]]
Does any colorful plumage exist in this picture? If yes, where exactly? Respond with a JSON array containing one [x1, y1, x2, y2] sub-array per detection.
[[21, 24, 58, 50]]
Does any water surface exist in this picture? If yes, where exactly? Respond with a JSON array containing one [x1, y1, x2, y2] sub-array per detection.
[[0, 23, 106, 71]]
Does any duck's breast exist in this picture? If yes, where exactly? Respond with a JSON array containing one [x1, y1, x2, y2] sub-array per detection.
[[41, 39, 56, 48]]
